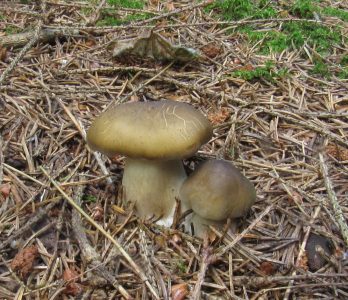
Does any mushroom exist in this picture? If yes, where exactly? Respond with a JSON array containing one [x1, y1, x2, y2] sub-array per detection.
[[87, 100, 212, 227], [179, 159, 256, 237]]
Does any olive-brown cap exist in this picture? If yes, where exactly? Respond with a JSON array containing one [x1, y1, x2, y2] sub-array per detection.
[[180, 160, 256, 221], [87, 100, 213, 160]]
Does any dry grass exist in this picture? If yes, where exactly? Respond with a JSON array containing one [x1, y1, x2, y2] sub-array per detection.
[[0, 0, 348, 299]]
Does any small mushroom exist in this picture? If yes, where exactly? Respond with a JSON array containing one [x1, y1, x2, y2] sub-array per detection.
[[305, 233, 334, 271], [87, 100, 212, 227], [179, 159, 256, 237]]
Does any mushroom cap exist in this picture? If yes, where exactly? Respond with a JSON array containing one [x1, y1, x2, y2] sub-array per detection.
[[180, 160, 256, 221], [87, 100, 213, 160]]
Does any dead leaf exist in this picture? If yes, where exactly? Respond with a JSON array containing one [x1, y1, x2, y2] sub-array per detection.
[[278, 10, 289, 18], [165, 94, 187, 102], [111, 204, 127, 215], [0, 46, 7, 62], [155, 235, 167, 250], [208, 107, 230, 125], [237, 64, 254, 71], [91, 205, 104, 221], [206, 228, 218, 243], [165, 1, 175, 11], [78, 103, 89, 111], [171, 233, 182, 244], [84, 39, 96, 47], [0, 183, 11, 199], [63, 268, 83, 296], [259, 261, 276, 275], [130, 94, 140, 102], [10, 245, 39, 278], [148, 0, 159, 6], [171, 283, 189, 300], [288, 191, 303, 205], [334, 246, 344, 258], [326, 143, 348, 161], [297, 252, 309, 271], [112, 31, 199, 63], [201, 43, 222, 58]]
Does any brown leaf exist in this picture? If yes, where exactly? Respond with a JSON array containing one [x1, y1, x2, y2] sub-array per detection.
[[171, 283, 189, 300], [237, 64, 254, 71], [297, 253, 308, 271], [63, 268, 83, 296], [149, 0, 160, 7], [84, 39, 96, 47], [0, 46, 7, 62], [171, 233, 182, 244], [334, 246, 344, 259], [259, 261, 276, 275], [155, 235, 167, 250], [111, 204, 127, 215], [201, 43, 222, 58], [10, 245, 39, 278], [165, 1, 175, 11], [63, 267, 78, 282], [0, 183, 11, 199], [326, 144, 348, 161], [288, 191, 303, 205], [208, 107, 230, 125], [91, 205, 104, 221], [112, 31, 198, 63]]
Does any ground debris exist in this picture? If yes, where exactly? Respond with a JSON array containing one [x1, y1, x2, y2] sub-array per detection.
[[0, 0, 347, 298], [10, 245, 39, 279]]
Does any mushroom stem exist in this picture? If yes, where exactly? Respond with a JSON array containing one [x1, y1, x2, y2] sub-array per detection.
[[122, 158, 187, 227], [187, 214, 237, 238]]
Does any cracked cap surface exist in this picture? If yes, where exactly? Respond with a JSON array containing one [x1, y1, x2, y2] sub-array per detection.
[[87, 100, 213, 160]]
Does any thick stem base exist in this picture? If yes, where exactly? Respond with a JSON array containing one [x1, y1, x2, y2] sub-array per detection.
[[122, 158, 187, 227]]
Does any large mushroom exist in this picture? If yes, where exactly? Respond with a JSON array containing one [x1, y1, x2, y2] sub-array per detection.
[[87, 100, 212, 227], [179, 159, 256, 237]]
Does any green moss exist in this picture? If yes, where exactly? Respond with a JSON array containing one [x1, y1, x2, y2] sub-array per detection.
[[213, 0, 253, 20], [338, 68, 348, 79], [311, 59, 331, 78], [107, 0, 144, 9], [175, 260, 187, 273], [207, 0, 278, 20], [5, 25, 22, 35], [242, 21, 341, 54], [242, 27, 288, 53], [290, 0, 318, 18], [207, 0, 345, 55], [97, 12, 152, 26], [322, 7, 348, 22], [97, 16, 123, 26], [253, 7, 278, 19], [340, 55, 348, 66], [82, 194, 97, 203], [231, 61, 288, 81], [81, 7, 93, 16]]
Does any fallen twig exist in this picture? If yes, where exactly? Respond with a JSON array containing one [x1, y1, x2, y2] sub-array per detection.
[[192, 244, 215, 300], [71, 176, 131, 299], [0, 21, 43, 85], [0, 28, 81, 48], [319, 153, 348, 247], [0, 198, 60, 251], [40, 167, 160, 299]]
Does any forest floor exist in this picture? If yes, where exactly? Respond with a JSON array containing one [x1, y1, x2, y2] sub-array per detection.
[[0, 0, 348, 299]]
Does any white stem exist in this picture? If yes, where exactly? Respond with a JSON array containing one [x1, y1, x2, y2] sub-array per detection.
[[187, 214, 237, 238], [122, 158, 187, 227]]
